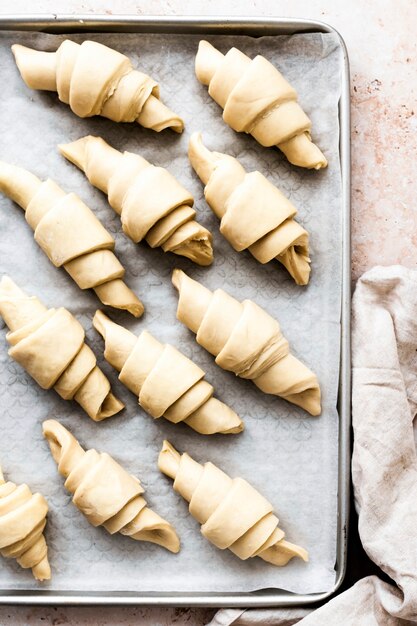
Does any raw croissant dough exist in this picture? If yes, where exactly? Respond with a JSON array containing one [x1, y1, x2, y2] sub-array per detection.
[[195, 40, 327, 170], [12, 40, 184, 133], [172, 269, 321, 416], [189, 132, 310, 285], [0, 161, 144, 317], [93, 310, 243, 435], [43, 420, 180, 553], [159, 441, 308, 566], [59, 135, 214, 266], [0, 466, 51, 581], [0, 276, 124, 421]]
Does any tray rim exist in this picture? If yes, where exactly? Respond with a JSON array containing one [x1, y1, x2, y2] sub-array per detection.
[[0, 13, 351, 609]]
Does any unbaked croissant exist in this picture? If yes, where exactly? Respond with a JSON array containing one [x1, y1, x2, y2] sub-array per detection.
[[93, 310, 243, 435], [0, 161, 144, 317], [172, 269, 321, 416], [59, 136, 214, 267], [43, 420, 180, 553], [159, 441, 308, 566], [0, 466, 51, 581], [0, 276, 124, 421], [189, 132, 310, 285], [12, 40, 184, 133], [195, 40, 327, 170]]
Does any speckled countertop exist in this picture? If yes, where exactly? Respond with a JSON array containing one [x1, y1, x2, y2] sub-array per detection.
[[0, 1, 416, 624]]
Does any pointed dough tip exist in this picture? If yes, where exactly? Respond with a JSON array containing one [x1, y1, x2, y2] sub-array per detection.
[[300, 386, 321, 416], [92, 309, 112, 339], [171, 268, 186, 291], [189, 130, 202, 142], [162, 438, 174, 448], [93, 392, 125, 421], [42, 418, 59, 434], [93, 280, 145, 318], [278, 131, 327, 170], [195, 40, 224, 85], [11, 42, 26, 59], [42, 419, 84, 474], [136, 94, 185, 133], [42, 419, 61, 464], [0, 275, 18, 293], [12, 43, 57, 91], [188, 130, 202, 158], [158, 440, 181, 479], [32, 557, 52, 582], [309, 398, 321, 417], [128, 301, 145, 318], [0, 161, 42, 209], [0, 274, 25, 306], [188, 132, 216, 185], [154, 520, 181, 553], [58, 136, 90, 171]]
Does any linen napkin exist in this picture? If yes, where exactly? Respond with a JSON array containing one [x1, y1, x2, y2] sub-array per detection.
[[209, 265, 417, 626]]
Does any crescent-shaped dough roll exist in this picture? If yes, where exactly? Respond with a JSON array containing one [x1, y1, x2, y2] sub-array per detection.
[[0, 276, 124, 421], [0, 161, 144, 317], [43, 420, 180, 553], [171, 269, 321, 416], [93, 310, 243, 435], [12, 40, 184, 133], [189, 132, 310, 285], [195, 40, 327, 170], [59, 136, 214, 266], [0, 466, 51, 581], [159, 441, 308, 566]]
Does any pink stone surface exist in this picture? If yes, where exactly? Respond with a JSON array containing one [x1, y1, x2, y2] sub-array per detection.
[[0, 0, 415, 623]]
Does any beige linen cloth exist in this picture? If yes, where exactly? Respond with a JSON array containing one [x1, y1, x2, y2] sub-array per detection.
[[210, 265, 417, 626]]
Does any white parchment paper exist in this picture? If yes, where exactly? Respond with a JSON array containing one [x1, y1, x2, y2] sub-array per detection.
[[0, 30, 342, 595]]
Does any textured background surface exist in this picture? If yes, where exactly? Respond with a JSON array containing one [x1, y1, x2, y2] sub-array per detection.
[[0, 0, 415, 624]]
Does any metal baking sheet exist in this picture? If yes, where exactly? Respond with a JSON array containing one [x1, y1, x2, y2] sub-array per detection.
[[0, 15, 350, 607]]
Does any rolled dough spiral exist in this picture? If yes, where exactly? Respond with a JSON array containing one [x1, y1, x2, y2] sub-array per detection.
[[43, 420, 180, 553], [195, 40, 327, 170], [0, 466, 51, 581], [0, 161, 144, 317], [0, 276, 124, 421], [189, 132, 310, 285], [172, 269, 321, 416], [93, 310, 243, 435], [59, 135, 214, 266], [159, 441, 308, 566], [12, 40, 184, 133]]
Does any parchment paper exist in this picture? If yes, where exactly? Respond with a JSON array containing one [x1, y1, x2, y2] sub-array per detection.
[[0, 30, 342, 595]]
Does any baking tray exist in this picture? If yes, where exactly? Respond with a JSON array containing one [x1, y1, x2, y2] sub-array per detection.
[[0, 14, 351, 608]]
